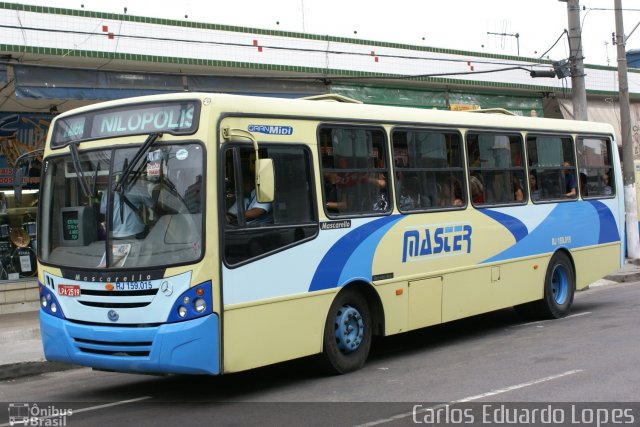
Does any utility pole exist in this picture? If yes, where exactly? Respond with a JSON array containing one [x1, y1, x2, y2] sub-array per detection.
[[563, 0, 589, 120], [615, 0, 640, 259]]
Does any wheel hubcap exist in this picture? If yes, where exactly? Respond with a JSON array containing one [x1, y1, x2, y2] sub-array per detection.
[[551, 265, 569, 305], [334, 305, 364, 354]]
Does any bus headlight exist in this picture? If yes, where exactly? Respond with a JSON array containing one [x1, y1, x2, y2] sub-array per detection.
[[194, 298, 206, 313], [166, 281, 213, 323], [177, 306, 188, 318], [39, 282, 65, 319]]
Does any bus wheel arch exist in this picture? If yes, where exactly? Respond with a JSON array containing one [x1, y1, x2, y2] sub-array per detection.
[[519, 249, 575, 319], [319, 281, 382, 374]]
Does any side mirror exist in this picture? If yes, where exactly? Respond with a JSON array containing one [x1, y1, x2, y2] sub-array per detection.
[[254, 158, 274, 203]]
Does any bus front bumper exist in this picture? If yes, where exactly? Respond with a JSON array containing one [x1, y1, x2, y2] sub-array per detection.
[[39, 311, 220, 375]]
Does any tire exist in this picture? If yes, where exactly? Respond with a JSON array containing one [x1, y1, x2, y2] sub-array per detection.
[[320, 288, 372, 374], [531, 252, 575, 319]]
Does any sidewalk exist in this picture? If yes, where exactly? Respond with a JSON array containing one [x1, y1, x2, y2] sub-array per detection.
[[0, 310, 77, 380], [1, 262, 640, 381]]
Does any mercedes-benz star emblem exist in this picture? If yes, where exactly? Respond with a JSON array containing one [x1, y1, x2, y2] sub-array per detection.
[[160, 281, 173, 296]]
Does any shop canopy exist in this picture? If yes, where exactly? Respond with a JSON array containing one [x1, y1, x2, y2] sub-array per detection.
[[12, 65, 325, 100]]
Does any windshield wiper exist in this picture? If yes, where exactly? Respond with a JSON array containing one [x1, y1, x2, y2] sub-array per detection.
[[114, 132, 162, 193], [69, 141, 91, 199]]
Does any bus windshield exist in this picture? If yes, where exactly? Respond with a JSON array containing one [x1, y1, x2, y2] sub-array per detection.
[[39, 142, 204, 269]]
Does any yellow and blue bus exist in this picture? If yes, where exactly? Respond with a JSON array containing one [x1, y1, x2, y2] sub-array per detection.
[[36, 93, 624, 375]]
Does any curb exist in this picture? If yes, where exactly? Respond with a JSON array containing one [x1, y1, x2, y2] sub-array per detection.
[[585, 278, 617, 288], [0, 360, 81, 381], [603, 272, 640, 283]]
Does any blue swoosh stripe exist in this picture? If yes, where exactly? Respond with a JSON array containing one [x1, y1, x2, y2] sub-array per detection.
[[478, 208, 529, 242], [309, 216, 402, 292], [588, 200, 620, 243], [482, 201, 619, 264]]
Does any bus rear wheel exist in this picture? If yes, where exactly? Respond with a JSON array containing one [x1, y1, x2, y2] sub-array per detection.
[[533, 252, 575, 319], [320, 288, 372, 374]]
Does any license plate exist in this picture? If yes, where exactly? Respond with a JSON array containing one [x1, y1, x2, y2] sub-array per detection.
[[58, 284, 81, 297]]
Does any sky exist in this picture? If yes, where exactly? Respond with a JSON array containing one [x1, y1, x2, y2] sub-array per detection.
[[10, 0, 640, 66]]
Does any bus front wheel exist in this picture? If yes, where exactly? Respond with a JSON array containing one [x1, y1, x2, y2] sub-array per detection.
[[320, 288, 372, 374]]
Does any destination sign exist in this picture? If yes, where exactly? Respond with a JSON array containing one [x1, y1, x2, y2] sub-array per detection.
[[51, 100, 200, 147]]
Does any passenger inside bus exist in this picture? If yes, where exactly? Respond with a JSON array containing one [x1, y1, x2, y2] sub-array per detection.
[[324, 170, 347, 213], [563, 162, 577, 198], [512, 174, 525, 202], [368, 173, 388, 211], [603, 171, 613, 196], [226, 171, 272, 224], [470, 175, 485, 204], [529, 173, 541, 201], [438, 178, 464, 207], [398, 175, 420, 210], [452, 179, 464, 206]]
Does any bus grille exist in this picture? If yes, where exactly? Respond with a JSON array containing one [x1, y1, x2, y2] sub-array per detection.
[[81, 289, 158, 296], [73, 337, 152, 357], [78, 301, 151, 308], [76, 288, 158, 309]]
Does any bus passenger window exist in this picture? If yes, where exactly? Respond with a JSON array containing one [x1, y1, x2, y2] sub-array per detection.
[[319, 126, 390, 216], [467, 132, 525, 205], [527, 135, 577, 202], [576, 137, 615, 198], [392, 128, 465, 212]]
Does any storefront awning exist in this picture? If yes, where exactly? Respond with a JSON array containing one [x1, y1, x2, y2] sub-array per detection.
[[13, 65, 326, 101]]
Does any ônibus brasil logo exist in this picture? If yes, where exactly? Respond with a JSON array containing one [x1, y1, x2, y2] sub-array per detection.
[[8, 403, 72, 426]]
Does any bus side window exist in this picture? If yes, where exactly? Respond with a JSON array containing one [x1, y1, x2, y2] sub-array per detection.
[[527, 135, 576, 202], [576, 137, 615, 198], [319, 126, 390, 216], [467, 133, 525, 205], [392, 128, 465, 212]]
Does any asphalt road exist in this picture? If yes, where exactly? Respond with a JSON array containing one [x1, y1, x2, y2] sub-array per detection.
[[1, 281, 639, 426]]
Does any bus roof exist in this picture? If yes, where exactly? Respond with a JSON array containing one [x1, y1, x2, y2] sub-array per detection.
[[51, 92, 616, 139]]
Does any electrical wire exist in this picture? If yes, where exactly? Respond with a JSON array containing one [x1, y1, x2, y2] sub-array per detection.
[[539, 30, 568, 60], [0, 23, 552, 69], [0, 57, 552, 85]]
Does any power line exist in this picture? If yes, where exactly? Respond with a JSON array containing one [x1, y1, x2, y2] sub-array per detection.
[[585, 7, 640, 12], [538, 30, 568, 59], [0, 24, 551, 70], [0, 58, 548, 85]]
